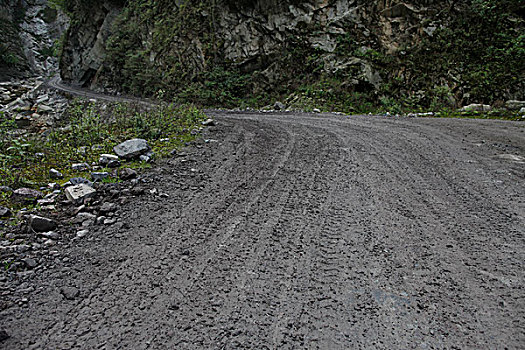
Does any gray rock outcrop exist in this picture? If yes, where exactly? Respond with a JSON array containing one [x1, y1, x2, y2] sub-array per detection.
[[114, 139, 150, 159], [30, 215, 57, 232]]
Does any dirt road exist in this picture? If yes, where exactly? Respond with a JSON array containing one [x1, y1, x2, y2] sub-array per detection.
[[1, 111, 524, 349]]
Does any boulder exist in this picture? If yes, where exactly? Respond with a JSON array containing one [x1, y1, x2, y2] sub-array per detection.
[[30, 215, 57, 232], [12, 188, 43, 203], [65, 184, 96, 203], [113, 139, 150, 159]]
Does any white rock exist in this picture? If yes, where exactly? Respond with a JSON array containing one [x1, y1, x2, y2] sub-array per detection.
[[201, 119, 215, 126], [49, 168, 63, 179], [76, 230, 88, 238], [99, 154, 119, 165], [460, 104, 491, 112], [113, 139, 150, 159], [72, 163, 90, 171], [65, 184, 96, 203]]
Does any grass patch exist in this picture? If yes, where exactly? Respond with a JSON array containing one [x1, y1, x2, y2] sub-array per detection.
[[0, 100, 206, 209]]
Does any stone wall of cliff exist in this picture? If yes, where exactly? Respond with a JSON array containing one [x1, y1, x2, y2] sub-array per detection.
[[60, 0, 524, 110], [0, 0, 68, 80]]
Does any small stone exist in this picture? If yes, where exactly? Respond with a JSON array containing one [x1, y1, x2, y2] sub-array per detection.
[[99, 154, 119, 165], [519, 107, 525, 115], [22, 258, 37, 268], [30, 215, 57, 232], [0, 206, 11, 218], [49, 168, 63, 179], [107, 159, 121, 168], [99, 202, 117, 214], [43, 239, 55, 246], [201, 118, 215, 126], [91, 172, 109, 182], [69, 177, 93, 187], [313, 108, 321, 113], [37, 104, 54, 113], [64, 184, 96, 203], [71, 212, 96, 225], [113, 139, 150, 159], [96, 216, 106, 225], [104, 218, 117, 225], [0, 329, 9, 341], [37, 231, 59, 239], [76, 230, 88, 238], [61, 286, 79, 300], [139, 155, 151, 162], [119, 168, 137, 180], [274, 101, 286, 110], [37, 198, 55, 206], [72, 163, 90, 171], [47, 182, 60, 190]]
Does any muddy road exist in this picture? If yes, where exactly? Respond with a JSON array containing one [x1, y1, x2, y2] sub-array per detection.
[[1, 112, 524, 349]]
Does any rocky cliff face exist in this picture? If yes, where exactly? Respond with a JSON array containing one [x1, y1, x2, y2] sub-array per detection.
[[60, 0, 524, 109], [0, 0, 68, 80], [59, 0, 122, 87]]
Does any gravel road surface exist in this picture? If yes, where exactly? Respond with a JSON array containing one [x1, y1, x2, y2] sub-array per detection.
[[1, 111, 524, 349]]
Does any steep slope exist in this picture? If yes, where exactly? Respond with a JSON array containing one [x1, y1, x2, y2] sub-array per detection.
[[0, 0, 68, 80], [60, 0, 524, 110]]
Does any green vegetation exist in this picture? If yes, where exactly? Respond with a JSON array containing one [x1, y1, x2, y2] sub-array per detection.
[[0, 44, 19, 66], [0, 20, 25, 70], [387, 0, 525, 109], [0, 102, 206, 209], [60, 0, 524, 116]]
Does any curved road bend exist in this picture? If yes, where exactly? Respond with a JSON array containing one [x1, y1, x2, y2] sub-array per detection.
[[1, 82, 524, 349]]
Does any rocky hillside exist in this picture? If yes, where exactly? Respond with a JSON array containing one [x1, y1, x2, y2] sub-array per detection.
[[0, 0, 68, 80], [60, 0, 524, 111]]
